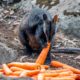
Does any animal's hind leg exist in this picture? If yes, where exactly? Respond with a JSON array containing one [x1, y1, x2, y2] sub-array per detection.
[[19, 31, 33, 56]]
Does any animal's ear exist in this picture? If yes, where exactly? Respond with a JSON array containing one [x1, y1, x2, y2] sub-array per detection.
[[43, 14, 47, 20], [52, 15, 58, 23]]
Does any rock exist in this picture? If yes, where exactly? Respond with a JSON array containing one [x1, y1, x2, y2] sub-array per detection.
[[75, 55, 80, 59], [0, 42, 18, 64], [3, 10, 9, 14], [10, 10, 14, 15], [49, 0, 80, 38], [50, 2, 55, 5], [59, 17, 80, 38]]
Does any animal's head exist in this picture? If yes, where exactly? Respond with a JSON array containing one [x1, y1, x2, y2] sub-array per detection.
[[42, 14, 58, 42], [28, 8, 58, 48]]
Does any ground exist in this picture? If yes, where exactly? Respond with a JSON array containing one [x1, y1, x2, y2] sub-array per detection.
[[0, 0, 80, 71]]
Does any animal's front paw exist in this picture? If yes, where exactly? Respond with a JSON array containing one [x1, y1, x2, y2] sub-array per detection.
[[45, 56, 51, 65]]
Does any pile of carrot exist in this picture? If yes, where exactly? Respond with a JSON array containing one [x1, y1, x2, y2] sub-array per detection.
[[0, 42, 80, 80]]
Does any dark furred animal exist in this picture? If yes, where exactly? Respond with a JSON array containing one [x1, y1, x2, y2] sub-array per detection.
[[19, 8, 57, 64]]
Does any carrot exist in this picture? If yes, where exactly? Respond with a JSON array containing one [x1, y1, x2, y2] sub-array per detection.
[[37, 73, 44, 80], [40, 66, 46, 73], [40, 65, 49, 73], [2, 64, 12, 75], [51, 61, 63, 67], [36, 42, 51, 65], [41, 65, 49, 69], [10, 67, 25, 72], [20, 70, 40, 77], [44, 73, 59, 77], [8, 62, 40, 70], [8, 62, 23, 67], [12, 71, 23, 76], [25, 70, 40, 77], [76, 74, 80, 80], [43, 69, 74, 77], [37, 72, 59, 80], [46, 69, 70, 73], [59, 71, 73, 77], [63, 65, 80, 74], [19, 70, 29, 77], [45, 77, 75, 80], [0, 69, 4, 72], [54, 69, 71, 73], [51, 61, 80, 74]]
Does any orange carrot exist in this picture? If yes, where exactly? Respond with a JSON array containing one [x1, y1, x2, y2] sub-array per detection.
[[41, 65, 49, 69], [45, 74, 77, 80], [51, 61, 63, 67], [45, 77, 75, 80], [44, 73, 59, 77], [0, 69, 3, 72], [63, 66, 80, 74], [40, 65, 49, 73], [36, 42, 51, 65], [40, 66, 46, 73], [76, 74, 80, 80], [59, 71, 73, 77], [37, 73, 44, 80], [10, 67, 25, 72], [2, 64, 12, 75], [37, 72, 59, 80], [19, 70, 29, 77], [8, 62, 40, 70], [38, 72, 72, 80], [8, 62, 23, 67], [20, 70, 40, 77], [7, 75, 19, 78], [51, 61, 80, 74], [12, 71, 23, 76], [44, 69, 73, 76], [46, 69, 71, 73]]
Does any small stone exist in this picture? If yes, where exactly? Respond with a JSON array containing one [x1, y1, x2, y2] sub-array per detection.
[[50, 2, 55, 5], [13, 21, 20, 26], [10, 10, 14, 15], [3, 10, 9, 14]]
